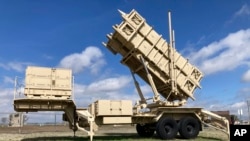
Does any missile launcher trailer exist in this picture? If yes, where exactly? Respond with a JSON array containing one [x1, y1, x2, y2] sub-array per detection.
[[102, 9, 229, 140], [13, 9, 230, 141]]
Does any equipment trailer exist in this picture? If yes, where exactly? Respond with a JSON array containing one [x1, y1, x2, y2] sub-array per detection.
[[14, 9, 230, 141]]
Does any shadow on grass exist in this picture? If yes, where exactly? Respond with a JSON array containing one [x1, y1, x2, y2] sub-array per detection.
[[21, 133, 222, 141]]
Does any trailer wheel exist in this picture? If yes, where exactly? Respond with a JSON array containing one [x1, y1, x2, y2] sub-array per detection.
[[179, 116, 200, 139], [136, 124, 155, 137], [156, 117, 178, 139]]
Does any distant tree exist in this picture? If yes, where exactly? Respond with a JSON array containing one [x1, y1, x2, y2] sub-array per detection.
[[230, 115, 239, 124]]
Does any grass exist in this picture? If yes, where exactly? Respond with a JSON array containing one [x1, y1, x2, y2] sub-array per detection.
[[21, 133, 225, 141], [0, 125, 228, 141]]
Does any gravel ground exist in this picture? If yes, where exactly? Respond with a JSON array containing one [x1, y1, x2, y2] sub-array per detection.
[[0, 125, 228, 141]]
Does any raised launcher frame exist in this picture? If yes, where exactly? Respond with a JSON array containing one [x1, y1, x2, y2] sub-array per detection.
[[14, 9, 230, 141], [104, 9, 203, 107], [102, 9, 230, 139]]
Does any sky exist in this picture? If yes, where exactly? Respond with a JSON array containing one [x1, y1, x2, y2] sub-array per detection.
[[1, 0, 250, 123]]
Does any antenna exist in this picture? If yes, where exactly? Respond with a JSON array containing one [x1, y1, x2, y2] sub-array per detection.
[[168, 11, 173, 48], [173, 30, 176, 49], [168, 11, 177, 95]]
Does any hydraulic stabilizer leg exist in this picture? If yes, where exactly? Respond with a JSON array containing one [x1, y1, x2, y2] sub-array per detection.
[[139, 55, 160, 102], [130, 70, 147, 105]]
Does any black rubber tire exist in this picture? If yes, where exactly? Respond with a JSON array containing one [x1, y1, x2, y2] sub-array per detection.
[[179, 116, 200, 139], [156, 117, 178, 139], [136, 124, 155, 137]]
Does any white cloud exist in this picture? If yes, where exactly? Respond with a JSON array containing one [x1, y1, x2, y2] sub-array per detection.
[[139, 85, 152, 95], [0, 88, 12, 97], [82, 76, 131, 94], [0, 87, 15, 113], [226, 4, 250, 24], [237, 87, 250, 100], [230, 101, 249, 118], [3, 76, 15, 84], [188, 29, 250, 75], [72, 76, 161, 107], [74, 90, 139, 108], [241, 70, 250, 82], [73, 83, 86, 95], [58, 46, 106, 74], [231, 101, 246, 109], [186, 98, 246, 118], [42, 54, 53, 60], [133, 84, 153, 99], [0, 61, 31, 72], [72, 75, 133, 106], [234, 4, 250, 17]]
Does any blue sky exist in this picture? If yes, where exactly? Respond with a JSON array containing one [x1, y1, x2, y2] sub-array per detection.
[[1, 0, 250, 122]]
